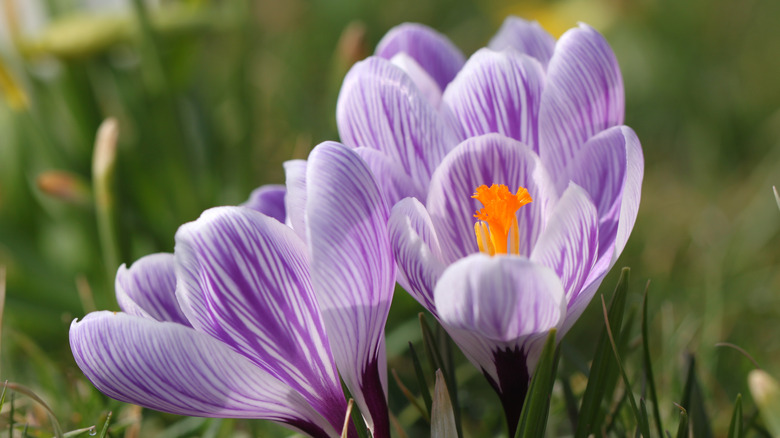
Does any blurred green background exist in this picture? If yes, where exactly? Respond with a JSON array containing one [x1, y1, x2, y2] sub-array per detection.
[[0, 0, 778, 436]]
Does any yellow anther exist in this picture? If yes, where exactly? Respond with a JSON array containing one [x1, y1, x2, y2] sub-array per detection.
[[472, 184, 532, 255]]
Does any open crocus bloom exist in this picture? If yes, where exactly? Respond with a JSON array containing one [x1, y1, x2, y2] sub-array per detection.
[[70, 142, 395, 438], [340, 18, 643, 431], [388, 132, 641, 433]]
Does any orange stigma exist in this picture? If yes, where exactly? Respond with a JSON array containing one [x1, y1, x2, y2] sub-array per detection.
[[472, 184, 532, 255]]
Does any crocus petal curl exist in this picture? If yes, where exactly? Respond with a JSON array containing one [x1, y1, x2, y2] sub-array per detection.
[[115, 252, 190, 326], [242, 184, 286, 223]]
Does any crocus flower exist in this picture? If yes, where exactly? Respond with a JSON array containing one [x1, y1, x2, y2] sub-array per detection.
[[338, 17, 643, 434], [70, 142, 395, 438]]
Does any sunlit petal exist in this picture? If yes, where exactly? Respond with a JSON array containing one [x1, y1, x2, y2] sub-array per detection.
[[306, 142, 394, 434]]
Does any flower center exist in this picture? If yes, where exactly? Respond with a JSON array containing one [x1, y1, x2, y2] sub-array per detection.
[[472, 184, 532, 256]]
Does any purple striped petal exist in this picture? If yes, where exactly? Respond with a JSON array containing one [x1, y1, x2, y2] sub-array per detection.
[[488, 17, 556, 67], [242, 184, 286, 223], [426, 134, 558, 263], [530, 183, 598, 307], [115, 253, 190, 326], [539, 23, 624, 180], [388, 197, 446, 315], [433, 254, 565, 433], [284, 159, 308, 241], [337, 57, 463, 191], [375, 22, 466, 91], [443, 48, 546, 152], [389, 53, 443, 108], [306, 142, 394, 435], [70, 312, 341, 437], [559, 127, 643, 332], [561, 126, 643, 266], [174, 207, 345, 425], [434, 254, 565, 343], [353, 147, 426, 206], [608, 126, 643, 266]]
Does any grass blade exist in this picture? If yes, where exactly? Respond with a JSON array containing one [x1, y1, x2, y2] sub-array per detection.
[[574, 268, 631, 437], [419, 314, 461, 437], [409, 342, 433, 416], [0, 266, 5, 376], [516, 329, 559, 438], [7, 382, 64, 438], [391, 369, 429, 422], [727, 394, 743, 438], [63, 426, 97, 437], [341, 382, 370, 438], [560, 374, 579, 430], [0, 380, 7, 411], [600, 294, 650, 438], [341, 399, 355, 438], [419, 314, 444, 379], [680, 355, 713, 438], [98, 411, 113, 438], [641, 281, 664, 437], [675, 404, 689, 438], [431, 370, 458, 438], [437, 324, 462, 437], [640, 399, 651, 437]]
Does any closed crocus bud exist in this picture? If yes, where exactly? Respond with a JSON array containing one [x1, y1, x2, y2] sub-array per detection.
[[36, 170, 91, 206], [749, 369, 780, 436], [336, 21, 368, 71]]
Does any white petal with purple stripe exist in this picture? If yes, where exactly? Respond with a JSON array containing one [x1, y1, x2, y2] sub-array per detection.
[[539, 23, 624, 179], [388, 197, 446, 314], [337, 57, 463, 191], [435, 255, 565, 343], [530, 183, 599, 307], [115, 253, 190, 326], [444, 48, 546, 152], [306, 142, 395, 434], [174, 207, 343, 421], [70, 312, 341, 437]]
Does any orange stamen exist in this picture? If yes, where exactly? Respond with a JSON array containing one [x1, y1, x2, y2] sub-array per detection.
[[472, 184, 532, 255]]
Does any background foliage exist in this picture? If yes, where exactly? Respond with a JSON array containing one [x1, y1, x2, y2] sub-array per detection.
[[0, 0, 778, 436]]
